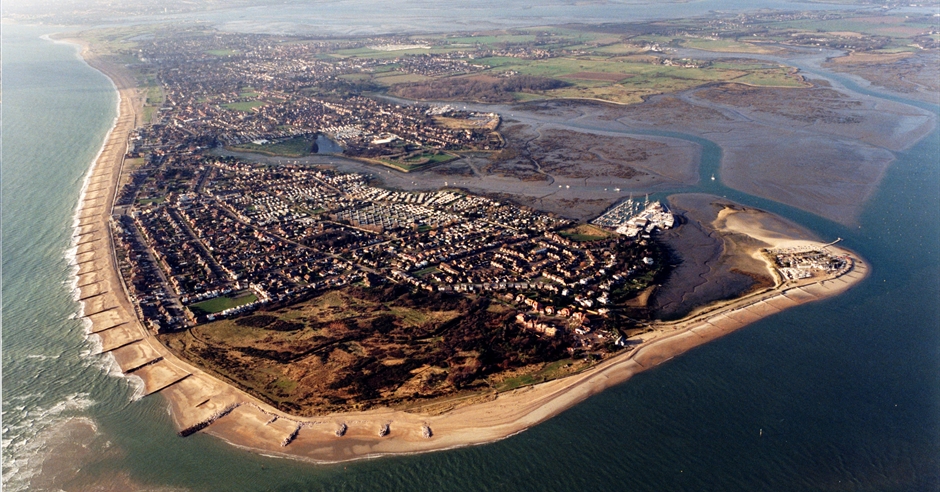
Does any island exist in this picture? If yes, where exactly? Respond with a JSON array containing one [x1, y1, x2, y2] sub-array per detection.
[[61, 7, 937, 462]]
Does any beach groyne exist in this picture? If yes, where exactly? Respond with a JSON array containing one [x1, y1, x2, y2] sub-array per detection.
[[67, 39, 196, 406]]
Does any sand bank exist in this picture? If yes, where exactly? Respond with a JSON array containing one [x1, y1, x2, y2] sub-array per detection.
[[72, 44, 870, 464], [598, 85, 936, 225]]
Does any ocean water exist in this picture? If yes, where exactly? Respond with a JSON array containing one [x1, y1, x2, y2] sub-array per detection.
[[117, 0, 929, 36], [1, 23, 131, 491], [2, 14, 939, 492]]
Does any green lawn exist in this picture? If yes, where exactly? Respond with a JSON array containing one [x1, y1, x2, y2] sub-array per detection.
[[145, 86, 163, 105], [680, 38, 773, 54], [223, 100, 266, 112], [136, 197, 166, 205], [377, 159, 418, 171], [228, 135, 317, 157], [373, 73, 433, 86], [404, 152, 455, 164], [207, 49, 238, 56], [124, 157, 145, 171], [142, 106, 156, 124], [413, 266, 439, 277], [471, 54, 806, 103], [188, 291, 258, 316], [559, 224, 615, 242], [378, 152, 456, 171], [495, 358, 579, 391], [442, 34, 537, 46]]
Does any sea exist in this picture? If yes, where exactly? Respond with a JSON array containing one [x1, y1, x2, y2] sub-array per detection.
[[2, 3, 939, 490]]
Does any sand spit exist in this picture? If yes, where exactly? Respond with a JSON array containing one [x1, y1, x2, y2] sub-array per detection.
[[194, 236, 867, 464], [71, 44, 870, 464]]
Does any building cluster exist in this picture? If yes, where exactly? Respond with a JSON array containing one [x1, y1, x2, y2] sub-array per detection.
[[592, 197, 676, 238], [110, 31, 668, 351], [393, 54, 486, 77], [115, 151, 665, 346], [769, 247, 849, 281], [466, 46, 556, 60], [130, 33, 501, 160]]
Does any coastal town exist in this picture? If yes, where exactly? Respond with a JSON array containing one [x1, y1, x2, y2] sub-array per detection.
[[113, 156, 675, 347], [110, 30, 680, 349], [93, 25, 874, 415], [13, 5, 892, 469], [131, 31, 505, 170], [12, 0, 939, 485]]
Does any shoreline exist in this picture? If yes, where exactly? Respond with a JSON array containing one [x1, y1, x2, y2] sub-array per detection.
[[68, 38, 871, 464], [197, 242, 868, 464], [59, 37, 153, 403]]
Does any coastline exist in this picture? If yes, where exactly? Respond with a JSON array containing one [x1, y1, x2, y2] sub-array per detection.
[[61, 36, 206, 407], [68, 40, 871, 464], [197, 227, 870, 464]]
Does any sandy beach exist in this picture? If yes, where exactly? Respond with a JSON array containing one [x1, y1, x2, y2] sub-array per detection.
[[196, 200, 870, 463], [69, 43, 870, 464], [63, 38, 219, 416]]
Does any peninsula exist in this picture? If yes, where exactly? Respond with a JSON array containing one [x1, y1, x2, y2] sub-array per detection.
[[60, 9, 935, 462]]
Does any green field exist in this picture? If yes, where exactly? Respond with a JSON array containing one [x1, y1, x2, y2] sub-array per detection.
[[770, 17, 937, 39], [207, 49, 239, 56], [223, 100, 267, 112], [465, 54, 803, 103], [373, 151, 456, 172], [734, 69, 805, 87], [559, 224, 616, 242], [188, 291, 258, 316], [142, 106, 156, 124], [332, 47, 431, 59], [589, 44, 649, 55], [443, 34, 538, 46], [404, 152, 455, 164], [76, 26, 150, 53], [512, 92, 549, 102], [136, 197, 166, 206], [373, 73, 433, 86], [494, 358, 582, 391], [680, 38, 776, 54], [228, 135, 318, 157], [376, 158, 421, 172], [413, 266, 440, 277], [296, 23, 816, 105], [145, 86, 163, 105], [339, 73, 373, 81], [123, 157, 145, 171]]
